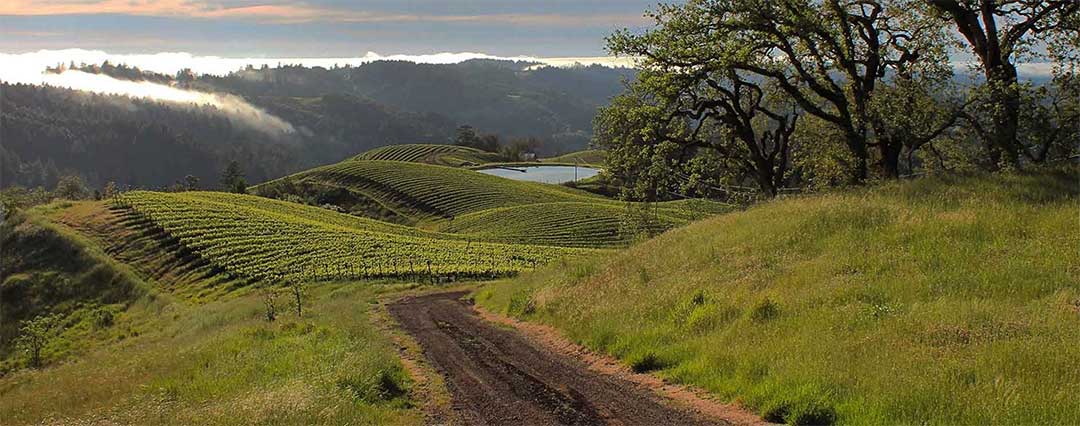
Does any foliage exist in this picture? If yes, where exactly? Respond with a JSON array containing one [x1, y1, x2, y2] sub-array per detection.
[[602, 46, 800, 195], [453, 125, 501, 152], [867, 69, 968, 177], [1015, 71, 1080, 163], [54, 175, 89, 200], [205, 60, 632, 153], [499, 137, 544, 162], [3, 60, 633, 189], [593, 93, 690, 202], [928, 0, 1079, 168], [0, 186, 52, 212], [262, 287, 279, 322], [789, 115, 859, 190], [182, 175, 200, 191], [0, 82, 448, 190], [1, 206, 147, 367], [15, 314, 59, 368], [102, 181, 118, 199], [220, 161, 247, 194], [609, 0, 951, 183]]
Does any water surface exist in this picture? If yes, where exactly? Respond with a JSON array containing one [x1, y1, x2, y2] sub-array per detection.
[[477, 165, 600, 184]]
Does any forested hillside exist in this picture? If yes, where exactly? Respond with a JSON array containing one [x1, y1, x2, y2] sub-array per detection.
[[0, 83, 449, 189], [1, 60, 633, 191], [200, 60, 634, 146]]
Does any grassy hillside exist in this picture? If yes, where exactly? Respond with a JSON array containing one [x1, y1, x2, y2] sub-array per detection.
[[353, 144, 504, 167], [543, 150, 607, 166], [256, 160, 608, 220], [254, 159, 730, 248], [0, 204, 151, 370], [115, 191, 593, 282], [477, 170, 1080, 425], [442, 202, 688, 249], [1, 202, 420, 425], [0, 282, 418, 425]]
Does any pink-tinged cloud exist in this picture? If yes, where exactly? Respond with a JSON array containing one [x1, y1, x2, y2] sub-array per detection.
[[1, 0, 197, 16], [1, 1, 647, 27]]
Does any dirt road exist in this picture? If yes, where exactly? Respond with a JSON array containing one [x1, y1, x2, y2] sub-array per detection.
[[388, 291, 727, 426]]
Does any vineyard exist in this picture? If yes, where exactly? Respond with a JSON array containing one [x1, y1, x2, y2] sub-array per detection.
[[251, 158, 731, 249], [542, 149, 607, 166], [112, 191, 594, 282], [256, 160, 611, 219], [352, 144, 503, 167], [442, 202, 690, 248]]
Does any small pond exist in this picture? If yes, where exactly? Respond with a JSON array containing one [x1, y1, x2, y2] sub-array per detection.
[[476, 165, 601, 184]]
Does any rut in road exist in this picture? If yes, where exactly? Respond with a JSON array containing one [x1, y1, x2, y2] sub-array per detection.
[[389, 291, 727, 426]]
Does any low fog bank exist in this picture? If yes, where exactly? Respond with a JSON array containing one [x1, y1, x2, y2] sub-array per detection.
[[0, 49, 636, 78], [1, 60, 295, 136]]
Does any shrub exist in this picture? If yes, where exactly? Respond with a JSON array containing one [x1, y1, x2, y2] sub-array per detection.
[[337, 368, 409, 404], [749, 298, 780, 322], [628, 351, 666, 373], [92, 309, 114, 329], [507, 292, 536, 316], [16, 314, 59, 368]]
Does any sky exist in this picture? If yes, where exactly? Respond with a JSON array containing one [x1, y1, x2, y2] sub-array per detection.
[[0, 0, 1058, 83], [0, 0, 658, 57]]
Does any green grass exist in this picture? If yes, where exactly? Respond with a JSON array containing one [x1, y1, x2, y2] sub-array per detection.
[[1, 203, 156, 369], [257, 160, 612, 220], [115, 191, 593, 282], [353, 144, 503, 167], [476, 170, 1080, 425], [3, 202, 421, 425], [253, 159, 730, 248], [543, 150, 607, 166], [0, 283, 420, 425], [443, 202, 689, 248]]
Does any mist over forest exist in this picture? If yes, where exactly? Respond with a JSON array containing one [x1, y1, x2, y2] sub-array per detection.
[[2, 59, 634, 189]]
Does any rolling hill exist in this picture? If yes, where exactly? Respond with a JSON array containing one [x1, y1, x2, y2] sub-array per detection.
[[353, 144, 504, 167], [3, 60, 635, 192], [0, 143, 730, 424], [0, 83, 451, 190], [1, 202, 416, 424], [256, 160, 608, 219], [441, 202, 686, 249], [253, 156, 729, 247], [114, 191, 594, 282], [477, 170, 1080, 425], [542, 150, 607, 166]]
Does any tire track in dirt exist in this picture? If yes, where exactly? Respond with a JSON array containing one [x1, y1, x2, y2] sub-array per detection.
[[388, 291, 728, 425]]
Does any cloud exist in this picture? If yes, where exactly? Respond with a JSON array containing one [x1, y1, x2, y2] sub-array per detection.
[[0, 29, 65, 37], [1, 1, 647, 26], [0, 49, 634, 78], [1, 0, 196, 16], [0, 48, 640, 135], [1, 51, 296, 136]]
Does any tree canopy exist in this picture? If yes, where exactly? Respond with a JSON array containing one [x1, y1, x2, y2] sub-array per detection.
[[597, 0, 1076, 199]]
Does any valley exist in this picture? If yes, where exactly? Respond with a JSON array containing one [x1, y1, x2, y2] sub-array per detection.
[[3, 143, 1076, 424], [3, 2, 1078, 421]]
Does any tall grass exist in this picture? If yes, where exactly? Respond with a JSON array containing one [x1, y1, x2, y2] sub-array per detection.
[[0, 284, 418, 425], [477, 170, 1080, 425]]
